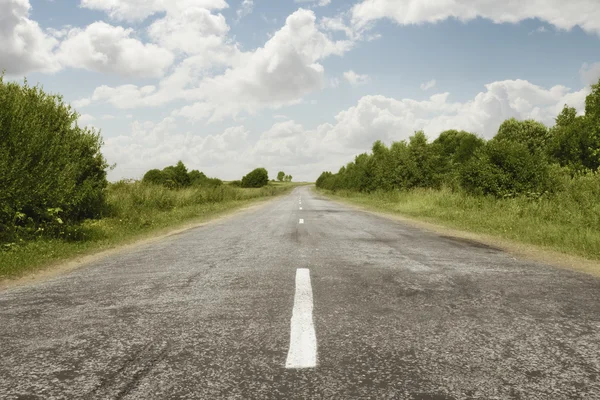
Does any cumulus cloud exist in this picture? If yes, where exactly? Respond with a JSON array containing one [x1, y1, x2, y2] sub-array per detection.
[[420, 79, 436, 91], [148, 6, 230, 56], [351, 0, 600, 36], [0, 0, 60, 74], [104, 77, 590, 182], [56, 22, 174, 78], [343, 70, 370, 86], [80, 9, 353, 121]]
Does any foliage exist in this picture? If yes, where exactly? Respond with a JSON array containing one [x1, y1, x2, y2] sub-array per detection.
[[317, 78, 600, 201], [241, 168, 269, 188], [459, 139, 558, 198], [142, 161, 222, 189], [277, 171, 285, 182], [0, 75, 108, 243]]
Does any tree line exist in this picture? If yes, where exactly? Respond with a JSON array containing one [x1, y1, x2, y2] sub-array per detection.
[[317, 78, 600, 198]]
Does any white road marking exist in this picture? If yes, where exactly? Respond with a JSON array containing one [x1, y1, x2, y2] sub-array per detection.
[[299, 207, 303, 210], [299, 219, 304, 224], [285, 268, 317, 369]]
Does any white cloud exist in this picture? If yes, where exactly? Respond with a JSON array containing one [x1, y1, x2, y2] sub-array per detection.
[[79, 0, 229, 22], [580, 62, 600, 86], [343, 70, 370, 86], [147, 7, 230, 56], [77, 113, 96, 126], [82, 9, 353, 121], [56, 22, 174, 78], [351, 0, 600, 36], [420, 79, 436, 91], [0, 0, 60, 74], [236, 0, 254, 21], [104, 77, 590, 182]]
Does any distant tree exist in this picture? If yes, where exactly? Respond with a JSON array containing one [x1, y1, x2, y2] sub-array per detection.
[[241, 168, 269, 188], [143, 169, 165, 185], [162, 161, 191, 189], [284, 175, 292, 182], [277, 171, 285, 182], [188, 170, 208, 186]]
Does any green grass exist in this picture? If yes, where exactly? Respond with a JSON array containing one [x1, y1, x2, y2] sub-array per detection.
[[0, 182, 298, 279], [318, 183, 600, 261]]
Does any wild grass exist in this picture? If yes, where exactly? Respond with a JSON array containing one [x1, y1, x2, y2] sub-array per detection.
[[318, 173, 600, 260], [0, 182, 296, 279]]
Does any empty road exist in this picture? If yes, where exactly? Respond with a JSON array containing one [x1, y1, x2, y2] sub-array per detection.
[[1, 186, 600, 399]]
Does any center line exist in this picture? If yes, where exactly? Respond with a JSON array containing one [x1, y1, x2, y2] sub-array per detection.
[[299, 219, 304, 224], [285, 268, 317, 369]]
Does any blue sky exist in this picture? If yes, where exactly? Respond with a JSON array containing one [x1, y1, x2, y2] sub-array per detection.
[[4, 0, 600, 181]]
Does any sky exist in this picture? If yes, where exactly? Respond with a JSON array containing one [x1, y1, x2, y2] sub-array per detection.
[[3, 0, 600, 182]]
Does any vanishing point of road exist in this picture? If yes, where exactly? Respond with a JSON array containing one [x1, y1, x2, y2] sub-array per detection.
[[1, 186, 599, 399]]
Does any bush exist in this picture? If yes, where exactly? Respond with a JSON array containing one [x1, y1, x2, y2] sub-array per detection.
[[460, 139, 559, 198], [241, 168, 269, 188], [0, 76, 108, 242], [143, 169, 165, 185]]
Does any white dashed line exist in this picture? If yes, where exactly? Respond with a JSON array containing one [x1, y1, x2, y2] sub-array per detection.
[[285, 268, 317, 369], [299, 219, 304, 224]]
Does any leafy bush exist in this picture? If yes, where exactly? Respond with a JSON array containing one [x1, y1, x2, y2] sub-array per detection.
[[142, 162, 222, 189], [0, 76, 108, 242], [460, 139, 559, 198], [241, 168, 269, 188]]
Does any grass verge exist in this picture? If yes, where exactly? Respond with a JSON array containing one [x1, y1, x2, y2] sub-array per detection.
[[317, 187, 600, 263], [0, 182, 298, 280]]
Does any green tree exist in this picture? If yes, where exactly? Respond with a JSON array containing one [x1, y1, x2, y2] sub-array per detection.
[[241, 168, 269, 188], [495, 118, 550, 154], [277, 171, 285, 182], [0, 76, 108, 241], [460, 140, 557, 198], [143, 169, 165, 185], [162, 161, 190, 188]]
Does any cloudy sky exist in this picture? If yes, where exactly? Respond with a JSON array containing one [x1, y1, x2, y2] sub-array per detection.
[[3, 0, 600, 181]]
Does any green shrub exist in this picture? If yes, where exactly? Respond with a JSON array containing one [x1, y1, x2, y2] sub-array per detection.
[[0, 76, 108, 242], [460, 139, 559, 198], [142, 169, 165, 185], [241, 168, 269, 188]]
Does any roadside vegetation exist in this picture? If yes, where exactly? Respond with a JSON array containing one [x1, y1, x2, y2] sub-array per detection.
[[0, 76, 296, 278], [317, 78, 600, 260]]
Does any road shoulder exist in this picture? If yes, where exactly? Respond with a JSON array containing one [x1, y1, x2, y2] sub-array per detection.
[[0, 198, 278, 291], [315, 188, 600, 278]]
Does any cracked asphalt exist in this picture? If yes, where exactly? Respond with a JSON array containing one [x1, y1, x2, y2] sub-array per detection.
[[1, 186, 600, 399]]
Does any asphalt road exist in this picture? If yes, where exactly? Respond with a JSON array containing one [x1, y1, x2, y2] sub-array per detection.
[[2, 186, 600, 399]]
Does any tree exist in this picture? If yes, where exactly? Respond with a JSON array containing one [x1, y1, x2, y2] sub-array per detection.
[[495, 118, 550, 154], [0, 75, 108, 240], [241, 168, 269, 188], [277, 171, 285, 182], [460, 140, 557, 198], [143, 169, 165, 185]]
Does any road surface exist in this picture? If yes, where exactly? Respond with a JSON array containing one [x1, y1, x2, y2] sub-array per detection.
[[1, 186, 600, 399]]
